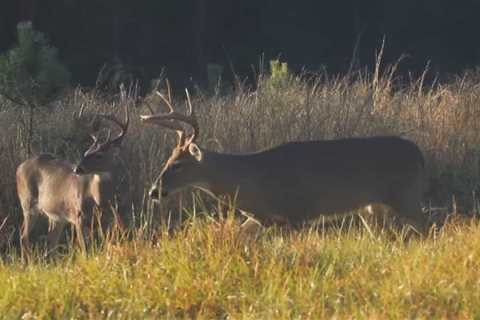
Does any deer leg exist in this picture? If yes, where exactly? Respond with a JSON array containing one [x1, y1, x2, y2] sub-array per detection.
[[46, 220, 66, 253], [74, 214, 87, 254], [20, 211, 39, 258]]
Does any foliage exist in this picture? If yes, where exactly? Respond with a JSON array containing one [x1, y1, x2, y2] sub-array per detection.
[[264, 59, 290, 92], [0, 21, 70, 106]]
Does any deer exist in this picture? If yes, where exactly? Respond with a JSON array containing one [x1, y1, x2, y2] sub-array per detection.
[[16, 102, 129, 255], [140, 89, 429, 235]]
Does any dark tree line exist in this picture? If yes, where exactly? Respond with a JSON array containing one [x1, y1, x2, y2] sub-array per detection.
[[1, 0, 480, 87]]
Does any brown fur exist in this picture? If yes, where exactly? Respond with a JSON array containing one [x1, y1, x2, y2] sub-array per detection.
[[16, 153, 117, 255], [151, 136, 428, 233]]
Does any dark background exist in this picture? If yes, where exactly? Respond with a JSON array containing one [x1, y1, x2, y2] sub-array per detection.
[[1, 0, 480, 87]]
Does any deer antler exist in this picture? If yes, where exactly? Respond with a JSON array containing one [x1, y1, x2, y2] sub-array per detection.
[[140, 86, 199, 147], [84, 101, 129, 157], [77, 103, 86, 119]]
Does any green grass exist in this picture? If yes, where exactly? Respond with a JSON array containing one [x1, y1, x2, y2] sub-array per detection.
[[1, 216, 480, 319]]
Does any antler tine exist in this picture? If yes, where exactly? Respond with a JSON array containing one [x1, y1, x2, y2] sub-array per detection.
[[83, 133, 100, 157], [84, 102, 129, 157], [141, 89, 185, 144], [99, 101, 129, 141], [184, 89, 199, 142], [89, 133, 99, 144], [142, 95, 194, 125], [140, 87, 199, 146], [166, 79, 172, 105], [185, 89, 193, 115], [155, 91, 175, 113], [76, 103, 86, 119]]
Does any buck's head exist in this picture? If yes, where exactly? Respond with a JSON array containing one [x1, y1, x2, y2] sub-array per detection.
[[74, 103, 129, 174], [141, 87, 203, 200]]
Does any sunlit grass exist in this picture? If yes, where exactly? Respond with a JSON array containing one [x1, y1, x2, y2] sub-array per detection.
[[1, 214, 479, 319]]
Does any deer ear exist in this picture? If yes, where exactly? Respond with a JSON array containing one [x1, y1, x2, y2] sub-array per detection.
[[188, 143, 203, 162]]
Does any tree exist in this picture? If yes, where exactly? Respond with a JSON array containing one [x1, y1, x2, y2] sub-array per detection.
[[0, 22, 70, 156]]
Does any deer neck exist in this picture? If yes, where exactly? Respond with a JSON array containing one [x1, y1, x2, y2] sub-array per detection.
[[200, 149, 247, 196], [73, 173, 107, 206]]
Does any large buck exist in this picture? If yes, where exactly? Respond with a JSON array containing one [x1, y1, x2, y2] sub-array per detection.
[[141, 90, 428, 234], [16, 103, 129, 254]]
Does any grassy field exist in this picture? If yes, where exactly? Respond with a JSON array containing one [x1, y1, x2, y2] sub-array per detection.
[[1, 60, 480, 318], [1, 216, 480, 318]]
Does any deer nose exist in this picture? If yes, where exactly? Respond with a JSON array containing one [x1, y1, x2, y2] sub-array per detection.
[[149, 187, 160, 199], [73, 165, 84, 174]]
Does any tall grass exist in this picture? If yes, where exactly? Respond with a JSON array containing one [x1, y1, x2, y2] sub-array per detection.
[[2, 63, 480, 221], [1, 216, 480, 318], [0, 62, 480, 317]]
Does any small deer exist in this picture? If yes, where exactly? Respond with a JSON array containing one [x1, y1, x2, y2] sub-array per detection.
[[16, 103, 129, 255], [141, 89, 429, 234]]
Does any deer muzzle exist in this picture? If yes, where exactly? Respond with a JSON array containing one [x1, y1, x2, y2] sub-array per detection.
[[73, 165, 84, 174], [149, 187, 159, 199], [149, 185, 168, 200]]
